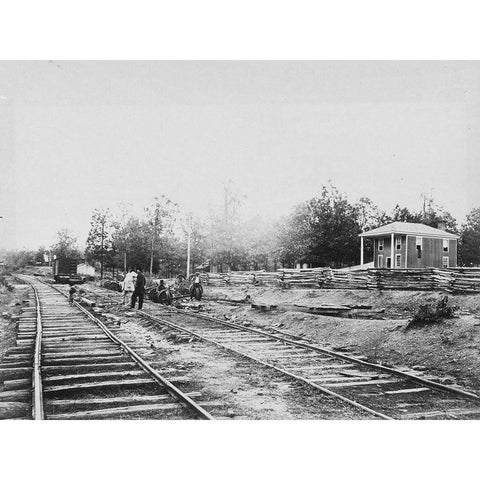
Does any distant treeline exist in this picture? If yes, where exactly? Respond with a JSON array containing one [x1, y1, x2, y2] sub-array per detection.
[[4, 184, 480, 275]]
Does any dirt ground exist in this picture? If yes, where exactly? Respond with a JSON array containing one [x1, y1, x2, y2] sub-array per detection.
[[75, 280, 480, 395], [53, 282, 371, 419], [0, 280, 26, 362], [105, 311, 370, 419], [202, 286, 480, 393], [5, 272, 480, 419]]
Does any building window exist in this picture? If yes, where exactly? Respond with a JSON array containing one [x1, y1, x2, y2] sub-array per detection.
[[396, 237, 401, 250], [416, 236, 422, 258], [395, 254, 401, 267], [378, 255, 383, 268], [442, 256, 449, 268], [443, 239, 449, 253], [378, 239, 384, 251]]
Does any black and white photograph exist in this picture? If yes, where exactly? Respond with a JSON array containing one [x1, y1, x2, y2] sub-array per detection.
[[0, 2, 479, 478], [2, 60, 480, 423]]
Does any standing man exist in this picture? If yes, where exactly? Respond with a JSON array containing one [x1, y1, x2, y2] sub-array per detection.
[[131, 267, 146, 310], [190, 272, 203, 300], [68, 282, 77, 305], [122, 268, 136, 306]]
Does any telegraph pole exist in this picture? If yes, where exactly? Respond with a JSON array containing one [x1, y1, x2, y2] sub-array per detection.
[[186, 214, 192, 278], [100, 221, 104, 280]]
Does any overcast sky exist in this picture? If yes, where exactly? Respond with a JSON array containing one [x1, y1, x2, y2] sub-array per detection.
[[1, 61, 479, 250]]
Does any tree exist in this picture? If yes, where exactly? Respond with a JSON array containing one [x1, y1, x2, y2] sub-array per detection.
[[4, 250, 36, 270], [306, 185, 362, 267], [34, 246, 48, 265], [422, 198, 458, 233], [144, 196, 178, 276], [459, 207, 480, 266], [50, 229, 81, 259], [111, 216, 151, 272], [180, 216, 208, 275], [353, 197, 388, 264], [354, 197, 389, 232], [387, 204, 423, 223], [207, 182, 248, 271], [242, 216, 276, 271], [85, 209, 114, 278], [275, 184, 362, 268], [272, 209, 310, 268]]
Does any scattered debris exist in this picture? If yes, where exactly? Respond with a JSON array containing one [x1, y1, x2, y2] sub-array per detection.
[[406, 296, 456, 329]]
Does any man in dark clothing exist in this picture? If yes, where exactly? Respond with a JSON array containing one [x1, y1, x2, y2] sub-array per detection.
[[68, 282, 76, 305], [131, 268, 146, 310]]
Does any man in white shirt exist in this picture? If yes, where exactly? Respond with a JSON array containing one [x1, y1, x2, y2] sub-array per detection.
[[122, 268, 137, 305]]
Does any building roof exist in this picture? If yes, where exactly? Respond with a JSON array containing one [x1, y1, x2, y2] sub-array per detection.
[[359, 221, 459, 239]]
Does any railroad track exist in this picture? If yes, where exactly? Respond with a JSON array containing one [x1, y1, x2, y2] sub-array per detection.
[[134, 307, 480, 419], [0, 276, 213, 420], [32, 279, 480, 420]]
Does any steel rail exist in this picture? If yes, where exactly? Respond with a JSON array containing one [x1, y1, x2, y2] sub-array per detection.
[[23, 277, 212, 420], [63, 281, 480, 415], [43, 282, 213, 420], [137, 310, 393, 420], [31, 284, 44, 420], [166, 305, 480, 402]]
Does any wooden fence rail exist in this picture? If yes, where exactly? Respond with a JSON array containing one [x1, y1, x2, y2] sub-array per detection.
[[202, 268, 480, 294]]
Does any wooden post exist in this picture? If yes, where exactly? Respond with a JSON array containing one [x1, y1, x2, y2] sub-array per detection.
[[186, 214, 192, 278], [186, 229, 191, 278], [100, 222, 104, 280], [391, 233, 395, 269], [149, 230, 154, 277], [360, 236, 364, 267]]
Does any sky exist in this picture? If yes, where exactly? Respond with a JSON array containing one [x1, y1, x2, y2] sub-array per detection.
[[1, 61, 479, 250]]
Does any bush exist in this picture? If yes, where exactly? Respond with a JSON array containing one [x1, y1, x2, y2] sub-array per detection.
[[407, 295, 456, 329]]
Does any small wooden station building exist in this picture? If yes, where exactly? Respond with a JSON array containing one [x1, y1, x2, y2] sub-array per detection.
[[359, 222, 458, 269]]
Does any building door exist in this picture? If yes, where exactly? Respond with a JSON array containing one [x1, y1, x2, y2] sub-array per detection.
[[378, 255, 383, 268], [386, 257, 391, 268]]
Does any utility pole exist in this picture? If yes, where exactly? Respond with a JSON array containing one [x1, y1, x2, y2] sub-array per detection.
[[100, 221, 104, 280], [186, 214, 192, 278], [150, 231, 154, 277], [148, 199, 163, 278]]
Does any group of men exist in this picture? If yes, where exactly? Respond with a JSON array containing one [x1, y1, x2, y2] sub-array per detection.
[[122, 269, 203, 309], [122, 267, 146, 309]]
